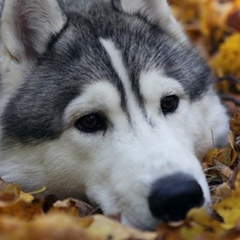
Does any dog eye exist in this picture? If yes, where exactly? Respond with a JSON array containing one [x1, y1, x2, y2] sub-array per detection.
[[75, 113, 107, 133], [161, 95, 179, 114]]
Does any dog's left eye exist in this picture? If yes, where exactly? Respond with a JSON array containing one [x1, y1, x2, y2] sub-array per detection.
[[161, 95, 179, 114], [75, 113, 107, 133]]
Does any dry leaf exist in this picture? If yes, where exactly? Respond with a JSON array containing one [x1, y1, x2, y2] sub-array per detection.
[[210, 33, 240, 77], [1, 1, 240, 239]]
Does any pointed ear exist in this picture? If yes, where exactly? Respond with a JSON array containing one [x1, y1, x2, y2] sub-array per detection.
[[0, 0, 66, 95], [1, 0, 66, 62], [112, 0, 187, 43]]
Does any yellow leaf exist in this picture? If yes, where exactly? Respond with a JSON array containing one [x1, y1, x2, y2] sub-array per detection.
[[186, 207, 222, 233], [213, 197, 240, 230], [87, 215, 157, 240], [210, 33, 240, 77], [213, 173, 240, 230], [19, 192, 34, 203]]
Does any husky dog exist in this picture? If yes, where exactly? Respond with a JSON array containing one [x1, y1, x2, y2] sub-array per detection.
[[0, 0, 229, 230]]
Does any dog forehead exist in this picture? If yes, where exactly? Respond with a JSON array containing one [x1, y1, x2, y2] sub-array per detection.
[[60, 4, 211, 99], [1, 3, 211, 145]]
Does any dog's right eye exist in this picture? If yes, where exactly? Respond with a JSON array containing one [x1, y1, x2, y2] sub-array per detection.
[[75, 113, 107, 133]]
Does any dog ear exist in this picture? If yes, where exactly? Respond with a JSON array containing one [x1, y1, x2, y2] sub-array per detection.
[[0, 0, 66, 94], [112, 0, 187, 43], [1, 0, 66, 62]]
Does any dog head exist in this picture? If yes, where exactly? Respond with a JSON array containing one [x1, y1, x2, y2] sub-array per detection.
[[0, 0, 229, 229]]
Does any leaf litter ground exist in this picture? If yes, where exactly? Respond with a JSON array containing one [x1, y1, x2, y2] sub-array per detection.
[[1, 0, 240, 239]]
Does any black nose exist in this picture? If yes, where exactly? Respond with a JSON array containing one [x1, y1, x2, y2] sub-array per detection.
[[148, 173, 204, 222]]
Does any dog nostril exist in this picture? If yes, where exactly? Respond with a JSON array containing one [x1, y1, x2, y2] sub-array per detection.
[[148, 174, 204, 222]]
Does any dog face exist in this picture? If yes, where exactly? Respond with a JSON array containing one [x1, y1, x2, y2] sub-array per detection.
[[0, 0, 229, 230]]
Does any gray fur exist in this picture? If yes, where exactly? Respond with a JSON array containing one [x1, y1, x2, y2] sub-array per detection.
[[58, 0, 106, 11], [0, 0, 229, 230], [1, 1, 211, 145]]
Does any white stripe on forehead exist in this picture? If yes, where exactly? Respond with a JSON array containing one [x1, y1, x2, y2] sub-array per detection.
[[100, 38, 130, 91], [100, 38, 140, 119]]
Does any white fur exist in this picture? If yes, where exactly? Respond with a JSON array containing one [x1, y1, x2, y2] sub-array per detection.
[[99, 38, 143, 121], [0, 74, 213, 229], [0, 41, 228, 229], [0, 0, 229, 230], [0, 0, 67, 161], [100, 39, 131, 95], [139, 71, 229, 159]]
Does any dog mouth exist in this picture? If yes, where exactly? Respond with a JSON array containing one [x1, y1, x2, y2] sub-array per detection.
[[89, 173, 207, 230], [85, 166, 209, 231]]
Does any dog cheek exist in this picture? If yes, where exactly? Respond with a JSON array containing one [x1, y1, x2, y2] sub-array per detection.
[[85, 181, 121, 215]]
